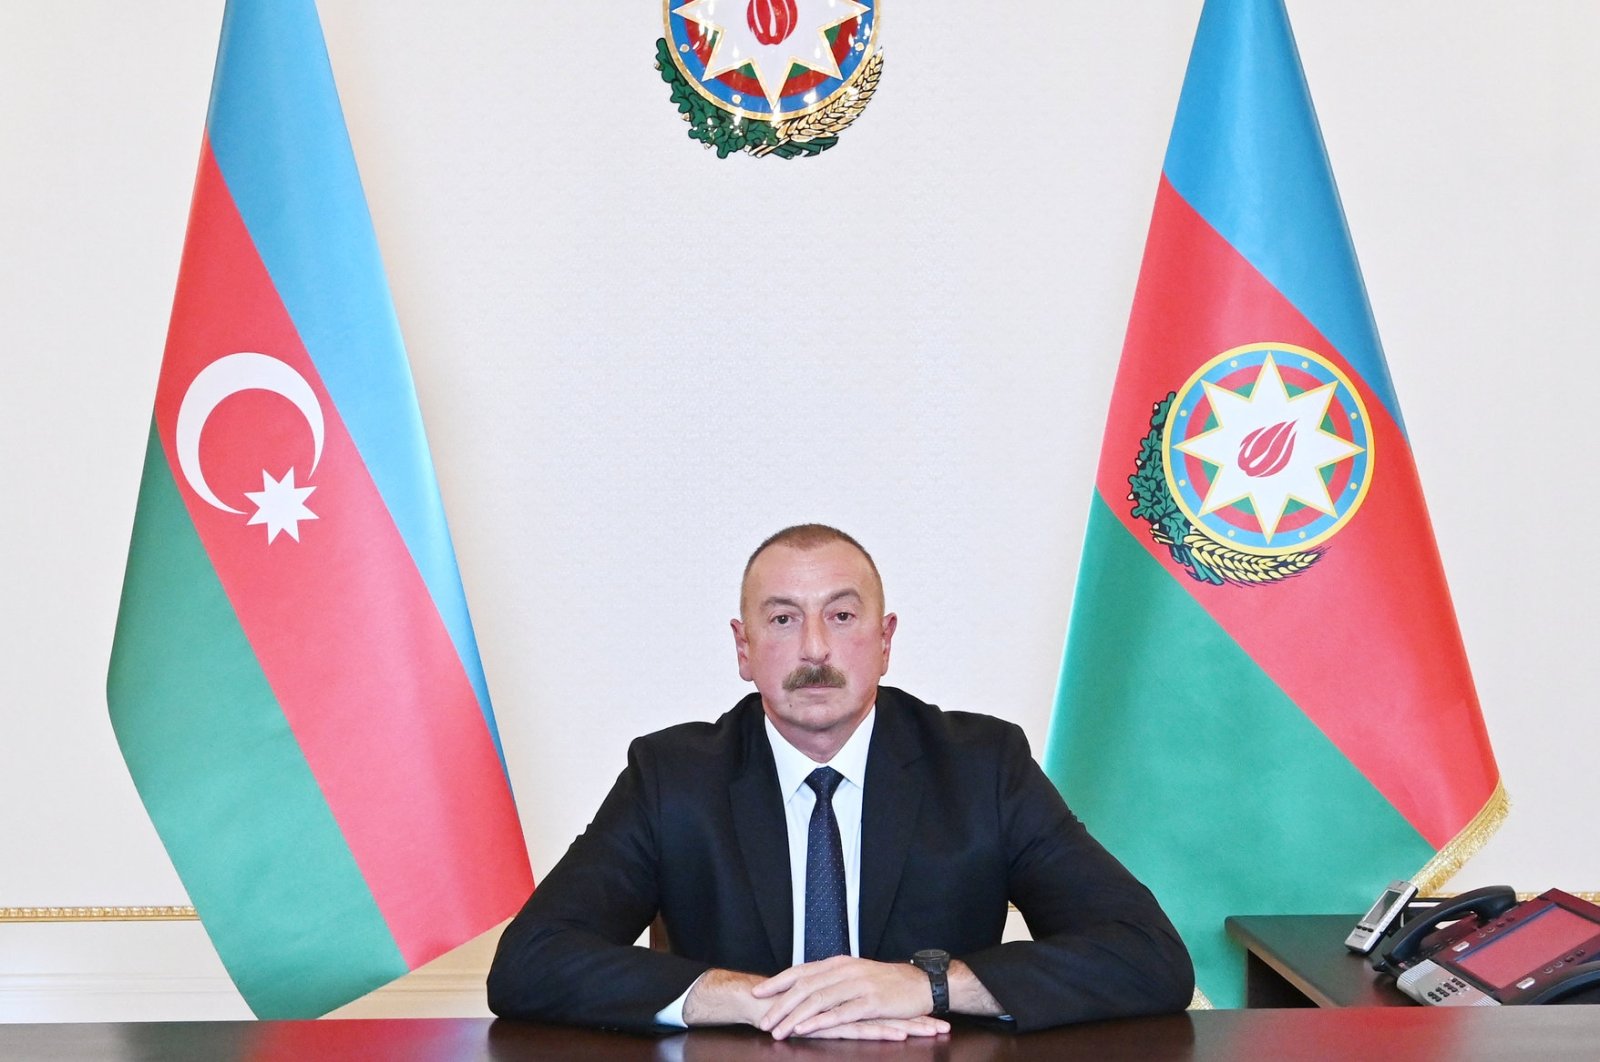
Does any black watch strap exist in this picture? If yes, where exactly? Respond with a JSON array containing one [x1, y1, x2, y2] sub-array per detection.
[[911, 948, 951, 1016]]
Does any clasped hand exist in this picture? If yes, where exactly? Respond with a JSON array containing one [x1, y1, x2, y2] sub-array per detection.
[[750, 956, 949, 1040]]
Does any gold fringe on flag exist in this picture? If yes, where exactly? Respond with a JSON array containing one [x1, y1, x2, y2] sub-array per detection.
[[1413, 780, 1511, 894]]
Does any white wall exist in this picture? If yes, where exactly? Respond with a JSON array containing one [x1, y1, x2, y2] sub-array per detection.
[[3, 0, 1596, 1020]]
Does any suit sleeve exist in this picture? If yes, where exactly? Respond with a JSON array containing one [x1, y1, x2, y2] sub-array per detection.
[[957, 724, 1195, 1031], [487, 738, 710, 1029]]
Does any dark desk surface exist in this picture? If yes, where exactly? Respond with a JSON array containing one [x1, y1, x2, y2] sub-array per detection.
[[7, 1010, 1600, 1062], [1227, 912, 1600, 1012], [1225, 912, 1410, 1007]]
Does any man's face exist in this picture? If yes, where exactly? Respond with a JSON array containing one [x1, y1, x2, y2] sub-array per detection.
[[732, 539, 897, 756]]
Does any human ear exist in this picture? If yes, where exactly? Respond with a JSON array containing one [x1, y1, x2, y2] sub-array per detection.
[[731, 618, 754, 682]]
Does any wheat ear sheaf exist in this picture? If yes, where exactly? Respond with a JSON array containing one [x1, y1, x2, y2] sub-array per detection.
[[1153, 528, 1321, 584], [750, 49, 883, 156]]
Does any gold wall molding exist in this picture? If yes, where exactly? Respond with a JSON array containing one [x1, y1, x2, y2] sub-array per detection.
[[1517, 891, 1600, 903], [1, 906, 197, 923], [3, 894, 1595, 924]]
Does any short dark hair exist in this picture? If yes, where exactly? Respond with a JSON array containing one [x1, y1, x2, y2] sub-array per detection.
[[743, 524, 880, 585], [739, 521, 889, 614]]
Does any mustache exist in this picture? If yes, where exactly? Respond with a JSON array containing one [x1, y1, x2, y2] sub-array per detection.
[[782, 664, 848, 691]]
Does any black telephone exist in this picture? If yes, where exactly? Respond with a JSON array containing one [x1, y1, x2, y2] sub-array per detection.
[[1372, 886, 1600, 1006]]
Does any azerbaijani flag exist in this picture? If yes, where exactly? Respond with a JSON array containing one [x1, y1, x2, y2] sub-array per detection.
[[107, 0, 532, 1018], [1042, 0, 1503, 1007]]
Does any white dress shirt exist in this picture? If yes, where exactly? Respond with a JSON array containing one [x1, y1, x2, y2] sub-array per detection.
[[766, 709, 873, 966], [653, 709, 876, 1026]]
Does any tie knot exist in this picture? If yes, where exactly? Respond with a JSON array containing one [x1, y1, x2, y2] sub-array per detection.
[[805, 766, 844, 802]]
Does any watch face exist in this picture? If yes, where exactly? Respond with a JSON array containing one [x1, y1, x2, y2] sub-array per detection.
[[912, 948, 950, 968]]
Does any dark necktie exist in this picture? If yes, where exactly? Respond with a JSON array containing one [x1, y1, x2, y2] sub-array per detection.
[[803, 766, 850, 962]]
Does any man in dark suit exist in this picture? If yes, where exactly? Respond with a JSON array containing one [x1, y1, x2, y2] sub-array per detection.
[[488, 525, 1192, 1038]]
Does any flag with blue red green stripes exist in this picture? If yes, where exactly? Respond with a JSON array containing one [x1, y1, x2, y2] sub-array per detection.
[[107, 0, 532, 1018], [1043, 0, 1503, 1007]]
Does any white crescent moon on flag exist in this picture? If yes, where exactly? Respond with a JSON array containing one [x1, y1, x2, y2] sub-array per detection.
[[175, 352, 325, 514]]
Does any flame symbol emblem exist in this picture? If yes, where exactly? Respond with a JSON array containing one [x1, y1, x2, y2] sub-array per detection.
[[1237, 420, 1297, 478], [747, 0, 798, 45]]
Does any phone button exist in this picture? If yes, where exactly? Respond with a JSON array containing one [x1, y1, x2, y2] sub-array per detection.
[[1518, 977, 1537, 989]]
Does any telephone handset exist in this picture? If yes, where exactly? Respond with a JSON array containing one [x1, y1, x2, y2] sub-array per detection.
[[1372, 887, 1600, 1006], [1372, 885, 1518, 973]]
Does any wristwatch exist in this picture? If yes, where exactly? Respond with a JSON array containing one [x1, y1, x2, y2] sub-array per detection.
[[910, 948, 951, 1016]]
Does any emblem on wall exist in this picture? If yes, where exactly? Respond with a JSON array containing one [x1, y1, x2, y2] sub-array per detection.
[[656, 0, 882, 158], [1129, 343, 1374, 586]]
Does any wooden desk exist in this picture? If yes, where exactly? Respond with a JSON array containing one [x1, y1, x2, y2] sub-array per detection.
[[1225, 912, 1408, 1007], [6, 1010, 1600, 1061], [1227, 913, 1600, 1011]]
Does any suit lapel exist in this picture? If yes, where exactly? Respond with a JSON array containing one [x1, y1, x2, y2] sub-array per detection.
[[859, 692, 925, 959], [730, 704, 792, 968]]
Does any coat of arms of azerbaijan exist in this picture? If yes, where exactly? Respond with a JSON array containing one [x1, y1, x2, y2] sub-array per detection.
[[1132, 343, 1373, 586], [657, 0, 881, 158]]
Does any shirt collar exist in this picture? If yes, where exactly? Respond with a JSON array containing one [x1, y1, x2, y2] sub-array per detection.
[[764, 704, 876, 798]]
